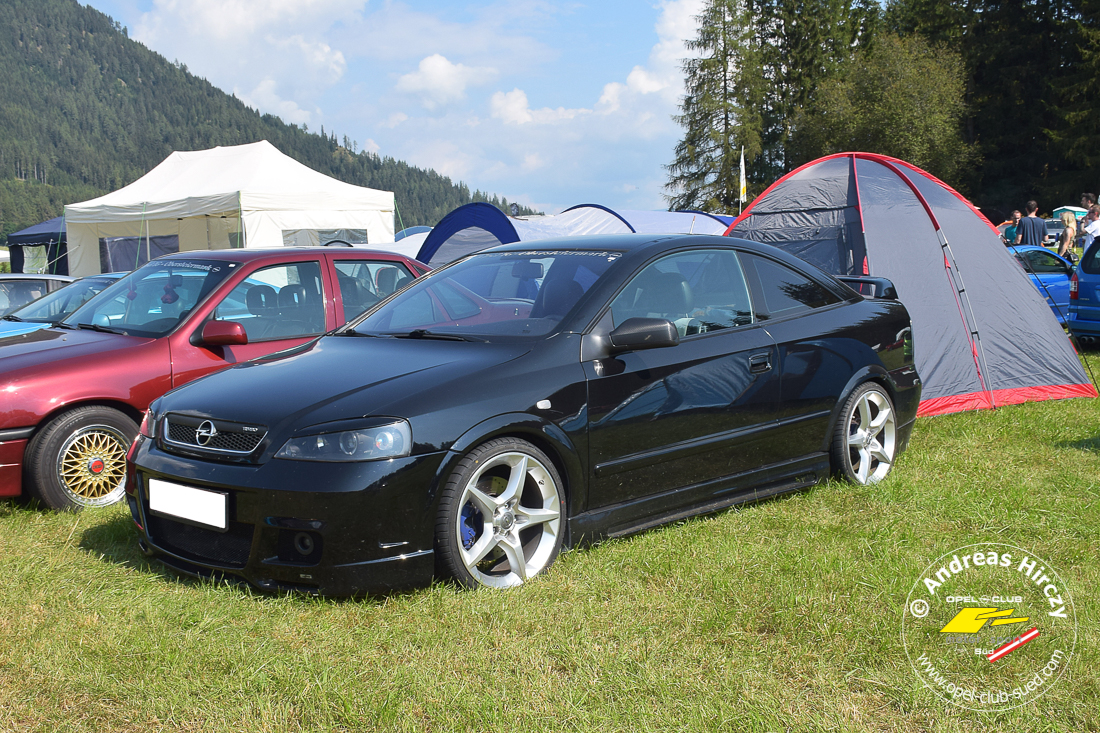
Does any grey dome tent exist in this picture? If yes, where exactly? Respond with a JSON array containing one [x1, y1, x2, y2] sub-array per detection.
[[726, 152, 1095, 416]]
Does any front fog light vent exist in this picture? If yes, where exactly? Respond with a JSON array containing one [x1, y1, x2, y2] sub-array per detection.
[[277, 529, 323, 565]]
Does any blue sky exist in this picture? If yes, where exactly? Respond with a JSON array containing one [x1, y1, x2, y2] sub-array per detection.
[[81, 1, 705, 215]]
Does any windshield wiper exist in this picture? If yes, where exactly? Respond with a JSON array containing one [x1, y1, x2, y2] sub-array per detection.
[[331, 328, 391, 338], [1, 314, 23, 322], [52, 321, 78, 330], [77, 322, 127, 335], [391, 329, 484, 342]]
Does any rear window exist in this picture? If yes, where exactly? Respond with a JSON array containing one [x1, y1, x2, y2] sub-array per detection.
[[1082, 242, 1100, 275]]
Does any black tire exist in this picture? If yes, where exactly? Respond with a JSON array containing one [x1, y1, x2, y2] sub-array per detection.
[[435, 438, 565, 589], [831, 382, 898, 485], [23, 406, 137, 511]]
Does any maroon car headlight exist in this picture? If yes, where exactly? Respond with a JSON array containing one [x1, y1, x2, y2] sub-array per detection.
[[274, 420, 411, 462]]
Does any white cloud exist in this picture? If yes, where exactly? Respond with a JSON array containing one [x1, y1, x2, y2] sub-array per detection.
[[383, 112, 408, 129], [236, 78, 314, 125], [396, 55, 497, 110], [490, 89, 588, 125], [522, 153, 545, 171], [132, 0, 364, 126]]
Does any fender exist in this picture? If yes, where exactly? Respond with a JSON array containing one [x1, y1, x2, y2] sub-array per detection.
[[423, 412, 587, 531], [819, 365, 897, 454]]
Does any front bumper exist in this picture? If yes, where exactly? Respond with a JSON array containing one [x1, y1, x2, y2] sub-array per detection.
[[127, 436, 446, 596], [0, 437, 28, 498]]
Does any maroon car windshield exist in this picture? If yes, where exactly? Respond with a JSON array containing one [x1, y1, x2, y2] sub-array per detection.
[[353, 251, 620, 338], [63, 260, 234, 337]]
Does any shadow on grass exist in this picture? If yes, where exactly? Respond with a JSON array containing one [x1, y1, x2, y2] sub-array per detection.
[[78, 512, 200, 587], [1056, 436, 1100, 453], [76, 512, 425, 605]]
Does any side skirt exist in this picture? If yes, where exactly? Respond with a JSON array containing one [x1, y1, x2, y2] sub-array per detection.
[[567, 453, 830, 545]]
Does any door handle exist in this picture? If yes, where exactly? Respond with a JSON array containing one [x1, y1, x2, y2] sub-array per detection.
[[749, 353, 771, 373]]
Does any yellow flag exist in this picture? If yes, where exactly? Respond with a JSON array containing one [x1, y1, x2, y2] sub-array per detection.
[[739, 146, 747, 203]]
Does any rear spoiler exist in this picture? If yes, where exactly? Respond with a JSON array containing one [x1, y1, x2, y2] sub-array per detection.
[[837, 276, 898, 300]]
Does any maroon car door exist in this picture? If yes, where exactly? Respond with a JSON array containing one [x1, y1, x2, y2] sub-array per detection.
[[169, 257, 335, 388]]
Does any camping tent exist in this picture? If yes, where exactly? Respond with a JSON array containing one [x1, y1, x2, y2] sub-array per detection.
[[416, 203, 731, 266], [726, 152, 1095, 416], [5, 216, 68, 274], [65, 141, 394, 276]]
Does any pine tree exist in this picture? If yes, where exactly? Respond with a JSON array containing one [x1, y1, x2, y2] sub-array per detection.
[[666, 0, 875, 211], [665, 1, 759, 213]]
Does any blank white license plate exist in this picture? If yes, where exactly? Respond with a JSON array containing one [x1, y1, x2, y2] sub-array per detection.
[[148, 478, 227, 530]]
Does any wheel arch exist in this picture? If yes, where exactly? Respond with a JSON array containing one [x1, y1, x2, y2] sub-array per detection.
[[26, 399, 144, 443], [431, 412, 584, 525], [820, 366, 898, 455]]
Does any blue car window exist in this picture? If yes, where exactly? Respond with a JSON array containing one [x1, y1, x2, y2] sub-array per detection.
[[611, 249, 753, 336], [355, 251, 618, 338]]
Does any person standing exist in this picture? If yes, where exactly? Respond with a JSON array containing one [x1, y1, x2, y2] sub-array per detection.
[[1057, 211, 1077, 258], [1014, 201, 1047, 246], [1003, 210, 1022, 244], [1083, 206, 1100, 249]]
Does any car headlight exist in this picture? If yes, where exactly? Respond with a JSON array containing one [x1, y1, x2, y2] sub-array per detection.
[[275, 420, 412, 462]]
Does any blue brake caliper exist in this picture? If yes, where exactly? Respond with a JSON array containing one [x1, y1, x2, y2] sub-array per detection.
[[460, 502, 483, 550]]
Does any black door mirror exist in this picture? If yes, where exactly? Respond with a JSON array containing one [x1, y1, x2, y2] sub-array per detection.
[[608, 317, 679, 354]]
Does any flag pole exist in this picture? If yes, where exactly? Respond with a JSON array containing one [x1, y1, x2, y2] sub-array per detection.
[[738, 146, 746, 215]]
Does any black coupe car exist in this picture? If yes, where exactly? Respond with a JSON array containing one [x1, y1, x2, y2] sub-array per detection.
[[126, 235, 921, 595]]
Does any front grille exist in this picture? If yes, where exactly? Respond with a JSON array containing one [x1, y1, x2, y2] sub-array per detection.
[[146, 513, 255, 568], [163, 414, 267, 456]]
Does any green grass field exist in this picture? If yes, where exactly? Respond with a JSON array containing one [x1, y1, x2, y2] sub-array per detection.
[[2, 358, 1098, 732]]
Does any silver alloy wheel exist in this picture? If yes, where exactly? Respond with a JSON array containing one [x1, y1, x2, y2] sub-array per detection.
[[55, 423, 129, 507], [845, 388, 897, 484], [455, 451, 562, 588]]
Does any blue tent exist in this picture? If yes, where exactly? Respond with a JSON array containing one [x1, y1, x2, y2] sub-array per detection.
[[416, 203, 731, 266], [7, 216, 68, 274]]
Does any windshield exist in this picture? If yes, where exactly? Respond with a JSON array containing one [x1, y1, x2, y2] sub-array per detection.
[[63, 260, 234, 337], [352, 250, 620, 338], [6, 276, 119, 323]]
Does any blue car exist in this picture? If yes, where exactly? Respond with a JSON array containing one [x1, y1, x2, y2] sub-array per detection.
[[0, 273, 124, 338], [1008, 245, 1074, 324], [1069, 240, 1100, 343]]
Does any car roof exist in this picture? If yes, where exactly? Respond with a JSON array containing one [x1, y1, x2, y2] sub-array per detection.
[[155, 247, 418, 264], [480, 233, 832, 274], [1008, 245, 1070, 260]]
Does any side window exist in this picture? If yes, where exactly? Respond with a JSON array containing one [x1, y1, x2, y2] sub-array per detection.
[[213, 261, 325, 342], [610, 249, 753, 336], [740, 254, 840, 320], [371, 262, 415, 298], [334, 260, 391, 321], [1020, 249, 1067, 274]]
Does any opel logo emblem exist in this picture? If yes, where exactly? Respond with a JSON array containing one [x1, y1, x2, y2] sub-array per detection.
[[195, 420, 218, 446]]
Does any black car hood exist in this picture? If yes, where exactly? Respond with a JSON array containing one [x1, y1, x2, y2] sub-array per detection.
[[158, 335, 530, 435]]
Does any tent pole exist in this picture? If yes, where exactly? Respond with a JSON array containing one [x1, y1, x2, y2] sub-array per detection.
[[940, 232, 996, 409], [136, 201, 148, 271]]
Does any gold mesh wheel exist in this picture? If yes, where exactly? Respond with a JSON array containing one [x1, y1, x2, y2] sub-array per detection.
[[55, 424, 129, 507]]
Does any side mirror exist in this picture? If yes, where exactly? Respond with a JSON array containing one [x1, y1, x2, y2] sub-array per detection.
[[201, 320, 248, 346], [608, 317, 679, 354]]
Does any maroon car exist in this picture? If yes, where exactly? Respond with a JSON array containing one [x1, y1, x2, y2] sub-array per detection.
[[0, 247, 427, 510]]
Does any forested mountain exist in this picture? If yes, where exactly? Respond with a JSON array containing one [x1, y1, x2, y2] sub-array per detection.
[[0, 0, 537, 243]]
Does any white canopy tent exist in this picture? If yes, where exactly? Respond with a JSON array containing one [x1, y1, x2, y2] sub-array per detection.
[[64, 141, 395, 275]]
